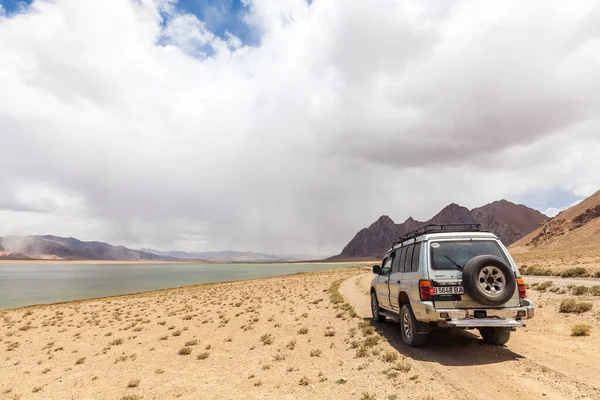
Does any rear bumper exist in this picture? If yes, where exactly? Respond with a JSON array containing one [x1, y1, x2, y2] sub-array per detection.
[[420, 298, 535, 329]]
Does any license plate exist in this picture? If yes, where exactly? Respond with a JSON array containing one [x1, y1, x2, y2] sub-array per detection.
[[433, 286, 464, 295]]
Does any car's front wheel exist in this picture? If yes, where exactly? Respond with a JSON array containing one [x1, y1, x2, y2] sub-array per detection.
[[479, 327, 511, 345], [400, 304, 426, 347], [371, 292, 386, 322]]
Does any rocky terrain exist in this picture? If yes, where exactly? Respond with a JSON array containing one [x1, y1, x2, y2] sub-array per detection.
[[511, 189, 600, 251], [335, 200, 547, 259]]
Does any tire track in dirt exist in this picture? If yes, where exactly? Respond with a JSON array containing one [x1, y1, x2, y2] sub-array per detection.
[[341, 273, 600, 400]]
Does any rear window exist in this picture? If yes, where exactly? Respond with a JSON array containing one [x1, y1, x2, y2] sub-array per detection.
[[429, 240, 508, 270]]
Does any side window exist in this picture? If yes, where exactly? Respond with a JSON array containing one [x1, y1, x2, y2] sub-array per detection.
[[399, 246, 408, 272], [403, 244, 414, 272], [411, 243, 421, 272], [392, 248, 403, 273], [382, 257, 392, 275]]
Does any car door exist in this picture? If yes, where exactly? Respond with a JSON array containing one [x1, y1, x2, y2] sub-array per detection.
[[401, 242, 420, 304], [388, 246, 405, 311], [375, 257, 393, 309]]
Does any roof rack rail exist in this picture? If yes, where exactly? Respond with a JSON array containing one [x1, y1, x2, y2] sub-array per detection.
[[395, 223, 483, 244]]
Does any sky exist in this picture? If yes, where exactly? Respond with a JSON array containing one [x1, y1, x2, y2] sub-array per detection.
[[0, 0, 599, 255]]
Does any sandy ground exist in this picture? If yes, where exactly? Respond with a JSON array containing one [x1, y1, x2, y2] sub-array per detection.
[[511, 247, 600, 276], [2, 266, 600, 400], [1, 267, 458, 400]]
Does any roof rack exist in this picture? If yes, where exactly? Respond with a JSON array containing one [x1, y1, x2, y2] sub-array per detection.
[[395, 223, 483, 244]]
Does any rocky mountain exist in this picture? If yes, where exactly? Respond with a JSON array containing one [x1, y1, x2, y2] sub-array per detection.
[[334, 200, 547, 260], [0, 235, 177, 261], [510, 189, 600, 251]]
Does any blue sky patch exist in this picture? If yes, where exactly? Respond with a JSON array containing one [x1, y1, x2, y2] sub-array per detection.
[[516, 186, 583, 213], [175, 0, 259, 46], [0, 0, 33, 14]]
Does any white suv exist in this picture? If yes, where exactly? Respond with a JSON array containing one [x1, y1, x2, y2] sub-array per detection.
[[370, 224, 534, 346]]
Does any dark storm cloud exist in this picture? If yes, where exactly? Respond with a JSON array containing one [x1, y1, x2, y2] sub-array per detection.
[[0, 0, 599, 254]]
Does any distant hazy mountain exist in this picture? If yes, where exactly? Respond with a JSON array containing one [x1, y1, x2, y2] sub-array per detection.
[[332, 200, 547, 260], [139, 249, 322, 263], [0, 235, 177, 261]]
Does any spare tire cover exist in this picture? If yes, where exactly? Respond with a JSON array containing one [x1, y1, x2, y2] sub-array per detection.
[[462, 255, 516, 306]]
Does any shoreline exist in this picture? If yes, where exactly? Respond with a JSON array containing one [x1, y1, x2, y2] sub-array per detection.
[[0, 259, 377, 265], [0, 264, 372, 312]]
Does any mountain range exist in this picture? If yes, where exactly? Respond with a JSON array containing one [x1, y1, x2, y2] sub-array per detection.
[[139, 249, 306, 262], [0, 235, 323, 262], [0, 235, 177, 261], [332, 200, 548, 260], [510, 189, 600, 251]]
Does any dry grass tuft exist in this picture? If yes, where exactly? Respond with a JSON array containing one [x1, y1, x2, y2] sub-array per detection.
[[559, 298, 593, 313], [571, 324, 591, 336]]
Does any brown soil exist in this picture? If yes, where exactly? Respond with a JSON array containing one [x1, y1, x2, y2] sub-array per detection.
[[2, 264, 599, 400]]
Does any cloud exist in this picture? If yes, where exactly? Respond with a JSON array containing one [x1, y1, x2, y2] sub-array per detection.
[[0, 0, 599, 254]]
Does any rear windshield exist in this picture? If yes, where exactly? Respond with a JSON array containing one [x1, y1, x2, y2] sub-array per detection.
[[429, 240, 508, 270]]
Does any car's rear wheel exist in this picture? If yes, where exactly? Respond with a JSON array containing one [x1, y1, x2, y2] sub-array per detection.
[[371, 292, 386, 322], [400, 304, 426, 347], [479, 327, 511, 345]]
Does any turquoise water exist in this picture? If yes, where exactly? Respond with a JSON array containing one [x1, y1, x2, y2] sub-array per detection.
[[0, 262, 361, 309]]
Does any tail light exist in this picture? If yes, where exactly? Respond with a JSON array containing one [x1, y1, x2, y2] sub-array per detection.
[[419, 280, 434, 301], [517, 277, 526, 299]]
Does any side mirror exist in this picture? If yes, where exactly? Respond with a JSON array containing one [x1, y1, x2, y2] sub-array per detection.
[[372, 265, 382, 275]]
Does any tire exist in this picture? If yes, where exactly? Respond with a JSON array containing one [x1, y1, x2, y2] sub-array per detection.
[[400, 304, 426, 347], [479, 328, 511, 345], [462, 255, 516, 306], [371, 292, 386, 322]]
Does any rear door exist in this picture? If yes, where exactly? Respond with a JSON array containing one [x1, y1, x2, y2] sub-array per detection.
[[388, 246, 406, 311], [375, 257, 393, 309], [428, 239, 520, 309]]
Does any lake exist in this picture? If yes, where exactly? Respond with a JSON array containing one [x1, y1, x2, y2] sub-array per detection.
[[0, 262, 365, 309]]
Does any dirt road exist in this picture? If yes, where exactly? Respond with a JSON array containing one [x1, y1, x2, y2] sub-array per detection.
[[341, 273, 600, 400], [524, 275, 600, 287]]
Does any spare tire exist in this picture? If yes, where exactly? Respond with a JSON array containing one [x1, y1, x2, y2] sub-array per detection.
[[462, 255, 516, 306]]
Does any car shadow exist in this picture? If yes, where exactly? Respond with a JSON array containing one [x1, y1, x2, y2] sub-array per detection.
[[368, 318, 525, 366]]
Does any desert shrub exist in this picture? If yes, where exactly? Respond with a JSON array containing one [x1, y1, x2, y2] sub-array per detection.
[[298, 327, 308, 335], [571, 286, 589, 295], [299, 377, 311, 386], [178, 347, 192, 355], [260, 334, 274, 345], [355, 346, 368, 358], [363, 336, 380, 347], [525, 265, 554, 276], [594, 271, 600, 278], [560, 267, 588, 278], [571, 324, 591, 336], [559, 298, 593, 313], [591, 286, 600, 296], [185, 340, 198, 346], [127, 379, 140, 388], [382, 351, 398, 363], [310, 349, 322, 357], [196, 352, 209, 360], [534, 281, 553, 291]]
